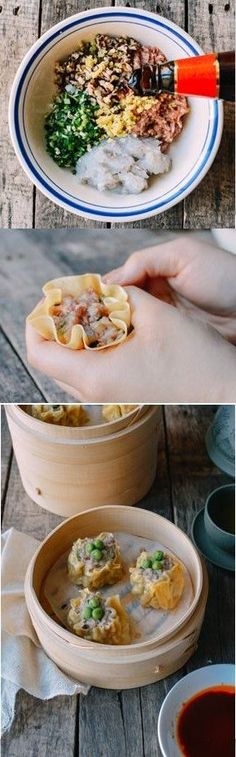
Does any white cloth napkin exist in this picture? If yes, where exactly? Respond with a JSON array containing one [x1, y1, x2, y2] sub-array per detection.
[[1, 528, 90, 735]]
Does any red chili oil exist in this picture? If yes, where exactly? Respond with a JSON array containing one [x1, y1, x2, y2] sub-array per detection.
[[176, 685, 235, 757]]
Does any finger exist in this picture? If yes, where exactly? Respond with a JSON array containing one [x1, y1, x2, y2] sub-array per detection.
[[103, 240, 183, 286]]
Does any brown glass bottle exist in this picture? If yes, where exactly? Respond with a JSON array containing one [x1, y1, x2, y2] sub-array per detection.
[[128, 51, 235, 101]]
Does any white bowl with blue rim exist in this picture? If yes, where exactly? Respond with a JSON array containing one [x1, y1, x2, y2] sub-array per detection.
[[9, 6, 223, 223]]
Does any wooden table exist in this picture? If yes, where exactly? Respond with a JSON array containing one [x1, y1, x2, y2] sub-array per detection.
[[1, 405, 234, 757], [0, 227, 211, 403], [1, 1, 235, 229]]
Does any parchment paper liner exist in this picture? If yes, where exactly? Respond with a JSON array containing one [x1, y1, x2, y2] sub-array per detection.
[[27, 274, 131, 351]]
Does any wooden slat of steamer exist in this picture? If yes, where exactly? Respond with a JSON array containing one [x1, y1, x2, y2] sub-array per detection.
[[184, 1, 235, 228], [34, 0, 111, 229], [0, 0, 39, 229], [1, 417, 77, 757], [111, 0, 185, 230]]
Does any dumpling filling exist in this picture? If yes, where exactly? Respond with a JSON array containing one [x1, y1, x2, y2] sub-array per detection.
[[75, 533, 117, 570], [67, 588, 132, 644], [68, 592, 115, 634], [102, 404, 138, 421], [135, 550, 174, 582], [68, 532, 124, 590], [76, 136, 170, 194], [50, 287, 123, 346], [26, 404, 88, 426], [130, 549, 185, 610]]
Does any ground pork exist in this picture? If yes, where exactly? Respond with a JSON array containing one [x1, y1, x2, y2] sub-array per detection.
[[50, 289, 123, 346], [133, 93, 189, 149]]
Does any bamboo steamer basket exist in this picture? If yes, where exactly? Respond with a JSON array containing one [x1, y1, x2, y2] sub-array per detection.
[[25, 506, 208, 689], [20, 403, 149, 439], [6, 405, 160, 516]]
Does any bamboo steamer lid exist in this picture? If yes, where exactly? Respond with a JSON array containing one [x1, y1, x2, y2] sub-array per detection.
[[6, 405, 161, 515], [25, 506, 208, 689]]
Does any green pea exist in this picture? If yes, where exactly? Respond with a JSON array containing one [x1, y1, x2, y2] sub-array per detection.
[[94, 539, 104, 550], [91, 549, 103, 561], [82, 606, 93, 620], [86, 542, 95, 555], [141, 559, 153, 569], [152, 561, 163, 571], [153, 551, 164, 561], [92, 607, 104, 621], [88, 597, 100, 609]]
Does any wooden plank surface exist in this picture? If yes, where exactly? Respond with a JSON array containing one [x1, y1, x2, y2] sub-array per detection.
[[1, 405, 234, 757], [164, 405, 234, 671], [0, 0, 39, 229], [0, 694, 77, 757], [0, 227, 177, 402], [0, 328, 45, 403], [1, 406, 13, 503], [184, 0, 235, 228], [1, 0, 234, 229], [1, 412, 77, 757], [184, 101, 235, 229]]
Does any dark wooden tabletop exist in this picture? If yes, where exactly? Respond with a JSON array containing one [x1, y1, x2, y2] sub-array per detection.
[[1, 404, 234, 757], [1, 0, 235, 229]]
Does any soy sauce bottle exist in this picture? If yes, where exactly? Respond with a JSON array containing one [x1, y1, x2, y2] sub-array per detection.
[[129, 51, 235, 101]]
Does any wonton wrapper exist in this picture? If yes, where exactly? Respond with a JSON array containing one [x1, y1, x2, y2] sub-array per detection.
[[67, 589, 131, 644], [68, 532, 123, 590], [27, 274, 131, 351], [102, 405, 138, 421], [26, 404, 88, 427], [130, 551, 185, 610]]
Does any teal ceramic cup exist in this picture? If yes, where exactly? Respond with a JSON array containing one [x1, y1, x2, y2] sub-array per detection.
[[204, 484, 235, 555]]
